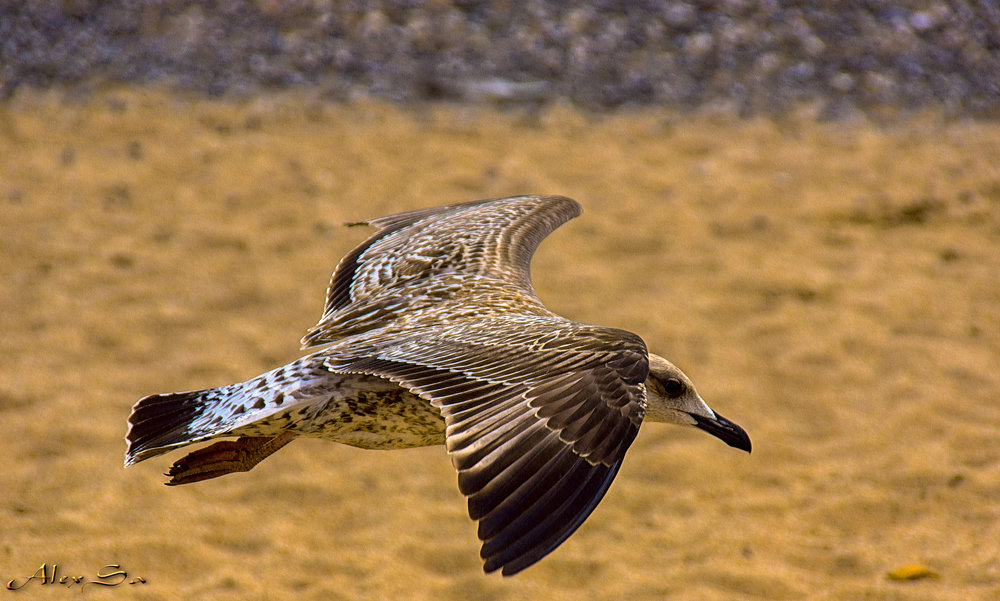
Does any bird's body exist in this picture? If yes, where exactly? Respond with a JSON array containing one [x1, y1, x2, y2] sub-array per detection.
[[126, 195, 750, 575]]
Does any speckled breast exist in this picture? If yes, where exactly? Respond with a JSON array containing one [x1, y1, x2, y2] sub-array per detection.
[[297, 384, 446, 450]]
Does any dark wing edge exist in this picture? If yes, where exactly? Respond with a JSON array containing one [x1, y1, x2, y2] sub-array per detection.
[[301, 195, 582, 348], [325, 325, 648, 575]]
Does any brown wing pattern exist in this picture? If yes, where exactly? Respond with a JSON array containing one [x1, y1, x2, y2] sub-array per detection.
[[325, 316, 649, 575], [302, 195, 582, 347]]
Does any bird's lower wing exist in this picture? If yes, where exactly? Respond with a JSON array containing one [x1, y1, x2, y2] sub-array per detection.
[[325, 318, 649, 575]]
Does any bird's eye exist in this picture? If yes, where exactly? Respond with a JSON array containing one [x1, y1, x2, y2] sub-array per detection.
[[662, 378, 685, 398]]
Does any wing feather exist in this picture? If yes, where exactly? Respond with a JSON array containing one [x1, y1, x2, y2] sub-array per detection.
[[326, 316, 649, 575], [303, 195, 581, 347]]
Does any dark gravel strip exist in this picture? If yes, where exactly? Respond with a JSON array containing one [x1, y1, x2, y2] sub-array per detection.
[[2, 1, 998, 117]]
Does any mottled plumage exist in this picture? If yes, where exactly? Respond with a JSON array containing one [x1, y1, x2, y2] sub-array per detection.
[[125, 195, 750, 576]]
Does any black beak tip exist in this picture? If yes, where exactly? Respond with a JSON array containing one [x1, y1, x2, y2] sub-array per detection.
[[692, 412, 752, 453]]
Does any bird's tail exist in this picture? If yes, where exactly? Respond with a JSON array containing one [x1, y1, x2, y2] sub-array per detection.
[[125, 387, 225, 467], [125, 353, 336, 468]]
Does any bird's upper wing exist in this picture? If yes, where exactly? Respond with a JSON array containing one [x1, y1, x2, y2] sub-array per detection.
[[324, 314, 649, 575], [302, 195, 581, 347]]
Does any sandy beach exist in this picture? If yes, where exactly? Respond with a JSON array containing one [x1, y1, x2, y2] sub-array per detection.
[[1, 88, 998, 600]]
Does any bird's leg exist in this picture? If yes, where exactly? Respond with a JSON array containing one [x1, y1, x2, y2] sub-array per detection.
[[166, 431, 298, 486]]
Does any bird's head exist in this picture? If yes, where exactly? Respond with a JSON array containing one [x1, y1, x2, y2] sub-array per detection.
[[643, 353, 751, 453]]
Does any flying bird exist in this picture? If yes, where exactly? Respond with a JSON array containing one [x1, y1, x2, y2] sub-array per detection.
[[125, 195, 751, 576]]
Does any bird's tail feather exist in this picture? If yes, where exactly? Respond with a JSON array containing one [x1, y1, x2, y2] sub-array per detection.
[[125, 389, 216, 467]]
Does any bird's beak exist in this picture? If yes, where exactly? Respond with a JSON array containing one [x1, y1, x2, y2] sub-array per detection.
[[691, 412, 752, 453]]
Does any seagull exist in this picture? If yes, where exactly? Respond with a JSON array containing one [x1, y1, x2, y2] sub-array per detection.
[[125, 195, 750, 576]]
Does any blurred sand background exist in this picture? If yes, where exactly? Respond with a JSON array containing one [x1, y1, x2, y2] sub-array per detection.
[[1, 87, 999, 600]]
